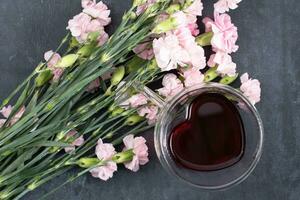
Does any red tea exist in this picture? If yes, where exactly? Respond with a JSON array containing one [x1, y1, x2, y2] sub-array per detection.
[[169, 92, 245, 171]]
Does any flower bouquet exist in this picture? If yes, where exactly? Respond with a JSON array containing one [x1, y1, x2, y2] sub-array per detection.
[[0, 0, 261, 199]]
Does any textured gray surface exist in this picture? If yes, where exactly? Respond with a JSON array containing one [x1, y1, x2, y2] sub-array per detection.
[[0, 0, 299, 199]]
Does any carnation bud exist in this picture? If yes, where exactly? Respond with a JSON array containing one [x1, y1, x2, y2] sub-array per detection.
[[77, 158, 100, 168], [125, 56, 146, 73], [35, 69, 53, 87], [125, 114, 144, 126], [166, 4, 181, 14], [56, 131, 67, 140], [77, 44, 95, 57], [196, 32, 213, 46], [204, 66, 219, 82], [111, 107, 126, 117], [57, 54, 79, 68], [104, 132, 114, 139], [152, 17, 177, 34], [111, 66, 125, 86], [88, 31, 100, 42], [69, 37, 79, 49], [219, 74, 238, 85], [112, 149, 134, 164]]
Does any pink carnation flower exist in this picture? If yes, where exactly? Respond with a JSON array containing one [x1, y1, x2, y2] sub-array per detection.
[[153, 10, 206, 70], [82, 0, 111, 26], [153, 34, 190, 71], [214, 0, 242, 13], [208, 52, 237, 76], [90, 139, 117, 181], [184, 0, 203, 16], [203, 13, 239, 54], [157, 74, 184, 99], [0, 105, 13, 119], [122, 135, 149, 172], [64, 130, 85, 153], [44, 50, 64, 81], [81, 0, 95, 8], [240, 73, 261, 105], [133, 41, 154, 60], [138, 105, 159, 125], [173, 27, 206, 69], [128, 94, 148, 108], [172, 11, 190, 28], [44, 50, 61, 68], [67, 12, 108, 45], [67, 13, 92, 43], [181, 67, 204, 87], [172, 11, 199, 33], [0, 105, 25, 127]]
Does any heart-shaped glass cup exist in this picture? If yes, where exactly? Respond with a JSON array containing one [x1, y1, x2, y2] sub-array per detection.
[[118, 82, 263, 190]]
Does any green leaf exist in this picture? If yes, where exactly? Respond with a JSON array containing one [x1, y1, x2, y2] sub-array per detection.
[[29, 141, 71, 148]]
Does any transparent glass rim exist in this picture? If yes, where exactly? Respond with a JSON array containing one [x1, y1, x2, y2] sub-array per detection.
[[154, 83, 264, 190]]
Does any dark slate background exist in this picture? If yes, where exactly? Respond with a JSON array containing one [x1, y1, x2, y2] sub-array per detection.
[[0, 0, 299, 199]]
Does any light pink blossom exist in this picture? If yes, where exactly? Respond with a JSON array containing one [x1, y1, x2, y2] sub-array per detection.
[[203, 13, 239, 54], [44, 50, 61, 68], [172, 11, 190, 28], [153, 34, 190, 71], [157, 74, 184, 99], [240, 73, 261, 105], [184, 0, 203, 16], [64, 130, 85, 153], [173, 27, 206, 69], [137, 105, 159, 124], [67, 12, 108, 44], [133, 42, 154, 60], [122, 135, 149, 172], [44, 50, 64, 81], [0, 105, 25, 127], [90, 161, 117, 181], [208, 52, 237, 76], [90, 139, 117, 181], [214, 0, 242, 13], [128, 94, 148, 108], [217, 61, 236, 77], [67, 13, 92, 43], [82, 0, 95, 8], [0, 105, 13, 119], [181, 67, 204, 87], [82, 1, 111, 26]]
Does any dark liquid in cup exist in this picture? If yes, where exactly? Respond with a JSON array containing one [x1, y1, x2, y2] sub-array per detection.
[[170, 92, 245, 171]]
